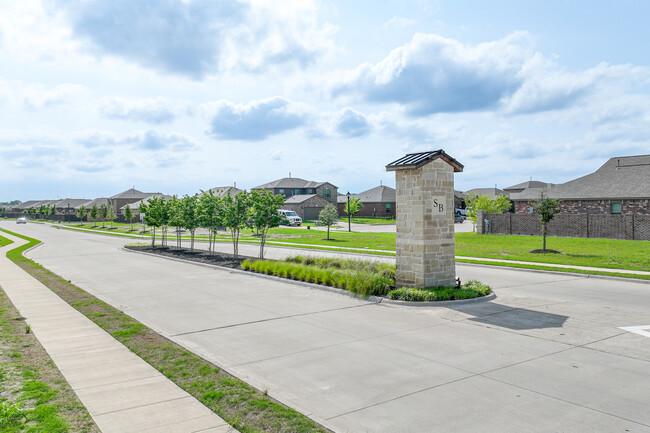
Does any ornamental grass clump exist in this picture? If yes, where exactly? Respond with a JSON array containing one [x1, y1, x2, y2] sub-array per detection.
[[387, 280, 492, 302], [242, 258, 394, 296]]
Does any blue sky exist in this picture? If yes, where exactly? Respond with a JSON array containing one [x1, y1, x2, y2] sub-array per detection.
[[1, 0, 649, 201]]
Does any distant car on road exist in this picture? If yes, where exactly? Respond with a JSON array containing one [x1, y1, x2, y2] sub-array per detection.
[[455, 208, 467, 216], [454, 214, 465, 223], [16, 217, 27, 224]]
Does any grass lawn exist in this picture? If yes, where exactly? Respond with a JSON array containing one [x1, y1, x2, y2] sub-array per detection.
[[0, 237, 99, 433], [51, 222, 650, 274], [0, 228, 330, 433], [455, 233, 650, 271], [349, 217, 396, 225], [0, 235, 11, 247]]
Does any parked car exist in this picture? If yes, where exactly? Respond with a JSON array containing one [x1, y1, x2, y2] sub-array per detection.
[[454, 214, 465, 223], [455, 208, 467, 216], [278, 209, 302, 226], [16, 217, 27, 224]]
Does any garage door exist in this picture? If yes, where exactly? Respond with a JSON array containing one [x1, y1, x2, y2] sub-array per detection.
[[303, 207, 321, 220]]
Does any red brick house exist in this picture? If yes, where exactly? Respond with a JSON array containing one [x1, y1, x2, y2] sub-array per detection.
[[510, 155, 650, 215]]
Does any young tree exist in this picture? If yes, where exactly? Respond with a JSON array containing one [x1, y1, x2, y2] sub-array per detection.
[[180, 195, 201, 252], [140, 197, 163, 247], [89, 204, 99, 226], [221, 191, 250, 257], [344, 197, 364, 220], [167, 196, 184, 249], [318, 204, 339, 240], [77, 205, 87, 226], [48, 204, 57, 220], [106, 206, 118, 228], [124, 205, 134, 231], [138, 202, 148, 234], [531, 193, 562, 253], [465, 193, 511, 224], [248, 189, 286, 258], [99, 204, 109, 228], [198, 191, 222, 254]]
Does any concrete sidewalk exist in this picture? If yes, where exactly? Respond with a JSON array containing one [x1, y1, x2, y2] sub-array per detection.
[[0, 232, 236, 433]]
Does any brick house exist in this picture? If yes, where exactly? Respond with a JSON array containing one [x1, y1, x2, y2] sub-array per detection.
[[109, 188, 159, 215], [510, 155, 650, 215], [252, 177, 338, 204], [252, 176, 338, 220], [336, 185, 396, 217]]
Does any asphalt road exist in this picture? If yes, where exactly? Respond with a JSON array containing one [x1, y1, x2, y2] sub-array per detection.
[[4, 221, 650, 433]]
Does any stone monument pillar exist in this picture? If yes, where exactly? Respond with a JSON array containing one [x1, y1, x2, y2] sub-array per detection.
[[386, 150, 463, 288]]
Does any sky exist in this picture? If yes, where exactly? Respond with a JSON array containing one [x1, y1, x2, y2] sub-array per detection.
[[1, 0, 649, 202]]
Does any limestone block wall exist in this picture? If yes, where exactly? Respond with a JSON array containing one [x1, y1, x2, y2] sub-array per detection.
[[395, 159, 456, 288]]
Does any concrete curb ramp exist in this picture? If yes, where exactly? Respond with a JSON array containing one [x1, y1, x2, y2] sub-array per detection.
[[0, 233, 237, 433]]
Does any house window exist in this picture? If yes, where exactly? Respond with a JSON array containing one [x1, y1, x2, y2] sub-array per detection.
[[610, 202, 622, 214], [386, 203, 392, 213], [321, 188, 331, 198], [279, 189, 285, 194], [307, 189, 314, 194], [294, 189, 301, 195]]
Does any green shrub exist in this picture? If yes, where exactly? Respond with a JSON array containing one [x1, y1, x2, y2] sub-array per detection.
[[387, 281, 492, 302]]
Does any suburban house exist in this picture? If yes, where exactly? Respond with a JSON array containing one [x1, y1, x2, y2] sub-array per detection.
[[509, 155, 650, 215], [120, 194, 172, 214], [463, 187, 508, 199], [454, 190, 466, 210], [336, 185, 396, 217], [503, 180, 552, 195], [252, 176, 338, 220], [109, 188, 160, 215]]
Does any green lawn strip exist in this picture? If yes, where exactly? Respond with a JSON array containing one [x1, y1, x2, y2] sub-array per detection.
[[456, 258, 650, 280], [0, 257, 99, 431], [455, 232, 650, 271], [0, 235, 11, 247], [349, 217, 396, 225], [0, 229, 330, 433]]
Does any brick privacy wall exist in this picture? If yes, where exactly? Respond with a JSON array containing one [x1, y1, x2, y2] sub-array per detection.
[[394, 159, 456, 288], [516, 199, 650, 215], [483, 213, 650, 240]]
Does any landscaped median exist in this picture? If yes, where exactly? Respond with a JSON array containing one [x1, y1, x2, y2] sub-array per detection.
[[0, 228, 331, 433], [241, 256, 493, 302]]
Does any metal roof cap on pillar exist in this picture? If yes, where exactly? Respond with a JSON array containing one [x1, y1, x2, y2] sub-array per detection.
[[386, 149, 464, 172]]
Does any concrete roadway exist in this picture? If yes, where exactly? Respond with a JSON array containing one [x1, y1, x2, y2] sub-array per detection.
[[4, 221, 650, 433]]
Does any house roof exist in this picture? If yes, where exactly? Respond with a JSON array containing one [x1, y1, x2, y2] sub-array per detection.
[[205, 186, 245, 197], [110, 188, 155, 199], [252, 177, 337, 190], [53, 199, 92, 209], [14, 200, 46, 210], [337, 185, 396, 204], [511, 155, 650, 201], [121, 194, 172, 210], [284, 194, 318, 204], [503, 180, 551, 193], [84, 198, 110, 208], [464, 188, 508, 199], [386, 150, 464, 173]]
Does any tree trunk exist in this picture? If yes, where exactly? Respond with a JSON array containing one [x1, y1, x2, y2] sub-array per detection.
[[542, 224, 547, 252], [151, 227, 156, 248], [327, 225, 330, 240], [259, 229, 266, 259], [190, 229, 195, 252]]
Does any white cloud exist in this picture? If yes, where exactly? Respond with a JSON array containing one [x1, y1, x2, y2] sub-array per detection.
[[335, 108, 370, 138], [54, 0, 335, 79], [23, 83, 85, 109], [384, 16, 417, 29], [204, 97, 313, 141], [98, 98, 189, 124]]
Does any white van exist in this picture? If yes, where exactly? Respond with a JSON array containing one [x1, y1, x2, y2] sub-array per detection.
[[278, 209, 302, 226]]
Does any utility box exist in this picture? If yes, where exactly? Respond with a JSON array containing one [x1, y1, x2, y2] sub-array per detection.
[[386, 150, 463, 288]]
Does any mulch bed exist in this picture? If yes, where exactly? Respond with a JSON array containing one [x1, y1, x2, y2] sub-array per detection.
[[125, 245, 251, 269], [529, 249, 563, 254]]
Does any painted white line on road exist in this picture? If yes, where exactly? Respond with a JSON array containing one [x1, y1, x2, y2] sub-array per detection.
[[619, 325, 650, 338]]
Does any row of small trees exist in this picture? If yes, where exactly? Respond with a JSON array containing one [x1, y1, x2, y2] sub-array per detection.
[[75, 204, 119, 228], [23, 204, 57, 219], [138, 189, 286, 259]]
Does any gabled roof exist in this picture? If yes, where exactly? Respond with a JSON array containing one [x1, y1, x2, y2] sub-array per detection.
[[386, 150, 464, 173], [253, 177, 337, 190], [464, 188, 508, 199], [14, 200, 46, 210], [205, 186, 245, 197], [503, 180, 551, 193], [284, 194, 319, 204], [511, 155, 650, 201], [110, 188, 155, 199], [53, 199, 92, 209], [338, 185, 396, 204], [84, 198, 110, 208], [121, 194, 172, 210]]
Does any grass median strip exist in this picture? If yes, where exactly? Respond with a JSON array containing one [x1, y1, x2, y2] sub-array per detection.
[[1, 236, 100, 433], [0, 228, 330, 433]]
